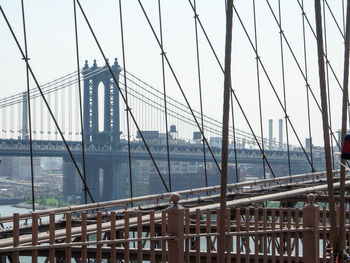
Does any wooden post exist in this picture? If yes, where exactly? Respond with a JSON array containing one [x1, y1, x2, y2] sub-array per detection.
[[303, 194, 319, 263], [65, 212, 71, 263], [32, 213, 38, 263], [49, 212, 55, 263], [167, 193, 184, 263], [13, 213, 19, 263]]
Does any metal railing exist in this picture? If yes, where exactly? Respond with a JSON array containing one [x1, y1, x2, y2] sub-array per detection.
[[0, 193, 331, 262]]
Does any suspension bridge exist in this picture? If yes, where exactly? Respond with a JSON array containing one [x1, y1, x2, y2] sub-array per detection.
[[0, 0, 349, 261]]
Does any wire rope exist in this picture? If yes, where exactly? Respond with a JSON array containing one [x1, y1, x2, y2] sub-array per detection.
[[252, 0, 268, 179], [75, 0, 169, 192], [301, 0, 314, 171], [0, 4, 96, 202], [73, 0, 89, 203], [20, 0, 35, 211], [118, 0, 134, 199], [158, 0, 172, 190], [192, 0, 208, 187]]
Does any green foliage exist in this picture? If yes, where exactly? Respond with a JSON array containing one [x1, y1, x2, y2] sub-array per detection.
[[25, 197, 68, 208]]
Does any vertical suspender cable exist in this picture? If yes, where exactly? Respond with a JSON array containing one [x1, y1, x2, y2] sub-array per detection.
[[158, 0, 172, 190], [69, 84, 72, 140], [1, 3, 96, 202], [21, 0, 35, 211], [40, 95, 43, 139], [252, 0, 267, 179], [118, 0, 134, 199], [322, 0, 335, 166], [47, 93, 51, 138], [32, 98, 36, 139], [230, 93, 239, 182], [301, 0, 314, 171], [344, 0, 347, 34], [73, 0, 89, 203], [193, 0, 208, 187], [278, 0, 292, 176], [55, 85, 58, 140], [314, 0, 337, 254], [338, 0, 350, 259], [61, 87, 65, 136], [218, 0, 233, 261]]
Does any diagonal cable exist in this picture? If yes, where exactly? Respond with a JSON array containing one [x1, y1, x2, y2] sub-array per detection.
[[0, 4, 95, 203], [73, 0, 88, 204], [233, 2, 315, 171], [136, 0, 222, 173], [75, 0, 169, 192]]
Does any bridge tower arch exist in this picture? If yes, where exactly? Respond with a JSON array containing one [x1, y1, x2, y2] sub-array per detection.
[[82, 58, 121, 146]]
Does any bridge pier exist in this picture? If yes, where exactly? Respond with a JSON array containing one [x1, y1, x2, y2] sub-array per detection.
[[101, 164, 113, 201], [86, 160, 100, 202], [62, 157, 77, 201]]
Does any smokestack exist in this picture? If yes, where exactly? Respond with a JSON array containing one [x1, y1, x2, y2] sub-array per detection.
[[279, 119, 283, 146], [269, 119, 273, 149]]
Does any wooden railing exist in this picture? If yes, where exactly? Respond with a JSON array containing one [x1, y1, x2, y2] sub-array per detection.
[[0, 193, 335, 262]]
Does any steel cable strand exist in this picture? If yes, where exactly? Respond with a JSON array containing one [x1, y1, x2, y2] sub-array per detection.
[[314, 0, 337, 256], [338, 0, 350, 258], [118, 0, 134, 198], [322, 0, 336, 168], [136, 0, 222, 174], [325, 0, 345, 38], [192, 0, 208, 187], [75, 0, 169, 192], [122, 69, 288, 150], [158, 0, 172, 191], [324, 0, 350, 146], [230, 88, 276, 178], [187, 0, 298, 159], [0, 67, 106, 108], [233, 3, 315, 172], [278, 0, 292, 177], [20, 0, 35, 211], [73, 0, 88, 203], [296, 0, 345, 94], [301, 0, 315, 171], [0, 5, 95, 202], [253, 0, 268, 179], [230, 92, 239, 182], [269, 0, 345, 155]]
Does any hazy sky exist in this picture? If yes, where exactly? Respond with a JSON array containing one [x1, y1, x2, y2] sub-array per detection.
[[0, 0, 347, 147]]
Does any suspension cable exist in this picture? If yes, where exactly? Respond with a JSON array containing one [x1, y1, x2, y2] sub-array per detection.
[[252, 0, 267, 179], [20, 0, 35, 211], [118, 0, 134, 198], [314, 0, 337, 252], [296, 0, 344, 95], [75, 0, 169, 192], [192, 0, 208, 187], [278, 0, 292, 176], [136, 0, 222, 173], [0, 4, 95, 202], [267, 0, 346, 162], [324, 0, 345, 38], [338, 0, 350, 256], [158, 0, 172, 191], [234, 2, 315, 171], [322, 0, 335, 168], [73, 0, 89, 204], [230, 92, 239, 182], [301, 0, 314, 171], [187, 1, 298, 175]]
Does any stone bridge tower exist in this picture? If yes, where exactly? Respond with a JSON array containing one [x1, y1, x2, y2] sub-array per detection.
[[82, 58, 121, 146]]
